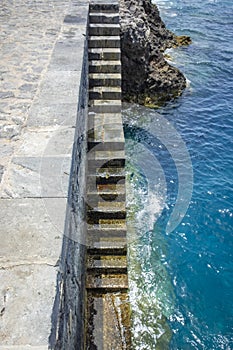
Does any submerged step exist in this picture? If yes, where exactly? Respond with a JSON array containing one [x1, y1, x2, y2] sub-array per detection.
[[87, 203, 126, 223], [87, 241, 127, 255], [87, 219, 127, 230], [87, 236, 127, 251], [86, 273, 128, 292], [89, 48, 121, 60], [89, 24, 120, 36], [87, 255, 127, 273], [87, 227, 127, 239]]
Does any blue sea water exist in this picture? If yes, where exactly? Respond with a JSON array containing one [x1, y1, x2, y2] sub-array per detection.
[[124, 0, 233, 348]]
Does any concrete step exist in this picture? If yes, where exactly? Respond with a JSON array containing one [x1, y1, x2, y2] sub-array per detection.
[[88, 149, 125, 170], [88, 182, 125, 194], [89, 86, 121, 100], [87, 255, 127, 273], [89, 24, 120, 36], [89, 3, 119, 13], [87, 170, 125, 185], [87, 201, 126, 223], [89, 73, 121, 88], [88, 158, 125, 171], [87, 236, 127, 251], [87, 127, 124, 144], [87, 239, 127, 255], [88, 149, 125, 160], [87, 183, 125, 197], [85, 292, 131, 348], [88, 112, 123, 129], [88, 140, 125, 151], [87, 219, 127, 230], [90, 166, 125, 177], [88, 48, 121, 60], [89, 13, 119, 24], [89, 36, 120, 49], [87, 192, 126, 208], [86, 273, 128, 292], [89, 100, 121, 114], [87, 121, 124, 144], [89, 60, 121, 73], [87, 227, 127, 239]]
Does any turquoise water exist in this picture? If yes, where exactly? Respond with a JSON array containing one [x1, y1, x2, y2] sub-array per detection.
[[124, 0, 233, 348]]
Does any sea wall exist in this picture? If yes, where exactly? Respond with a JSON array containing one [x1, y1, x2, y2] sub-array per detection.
[[0, 0, 89, 349]]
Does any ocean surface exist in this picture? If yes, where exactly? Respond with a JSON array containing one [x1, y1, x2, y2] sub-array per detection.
[[124, 0, 233, 349]]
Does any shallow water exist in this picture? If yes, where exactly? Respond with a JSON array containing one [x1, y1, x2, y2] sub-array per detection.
[[125, 0, 233, 348]]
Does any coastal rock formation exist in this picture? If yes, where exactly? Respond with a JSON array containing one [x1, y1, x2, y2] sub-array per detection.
[[119, 0, 191, 106]]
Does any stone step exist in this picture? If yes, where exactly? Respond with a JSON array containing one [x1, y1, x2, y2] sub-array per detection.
[[88, 149, 125, 170], [89, 73, 121, 88], [88, 140, 125, 151], [87, 255, 127, 273], [87, 127, 124, 143], [89, 3, 119, 13], [89, 166, 125, 176], [89, 86, 121, 100], [89, 60, 121, 73], [87, 227, 127, 239], [87, 219, 127, 231], [87, 171, 125, 185], [88, 183, 125, 197], [88, 183, 125, 195], [89, 100, 121, 114], [88, 158, 125, 171], [87, 202, 126, 223], [89, 13, 119, 24], [87, 236, 127, 251], [87, 192, 126, 207], [89, 24, 120, 36], [88, 111, 122, 122], [86, 273, 128, 292], [88, 48, 121, 60], [89, 36, 120, 49], [87, 239, 127, 255], [85, 292, 131, 348]]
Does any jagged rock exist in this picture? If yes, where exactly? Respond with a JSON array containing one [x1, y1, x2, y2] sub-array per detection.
[[119, 0, 191, 106]]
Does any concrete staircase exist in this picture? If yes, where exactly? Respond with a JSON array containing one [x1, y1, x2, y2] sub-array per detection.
[[85, 2, 131, 348]]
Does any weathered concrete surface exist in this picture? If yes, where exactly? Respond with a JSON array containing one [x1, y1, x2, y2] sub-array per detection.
[[0, 0, 89, 348]]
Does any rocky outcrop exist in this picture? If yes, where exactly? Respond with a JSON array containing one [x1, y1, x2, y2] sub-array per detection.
[[119, 0, 191, 106]]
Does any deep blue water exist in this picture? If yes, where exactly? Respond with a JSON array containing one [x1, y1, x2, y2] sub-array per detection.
[[124, 0, 233, 348]]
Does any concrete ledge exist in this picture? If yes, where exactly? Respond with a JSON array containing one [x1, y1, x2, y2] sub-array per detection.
[[0, 0, 89, 348]]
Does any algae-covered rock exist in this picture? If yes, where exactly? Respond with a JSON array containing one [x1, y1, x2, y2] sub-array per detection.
[[119, 0, 191, 106]]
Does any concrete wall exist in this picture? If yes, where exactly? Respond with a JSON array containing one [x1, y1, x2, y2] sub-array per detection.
[[49, 23, 89, 350], [0, 1, 89, 349]]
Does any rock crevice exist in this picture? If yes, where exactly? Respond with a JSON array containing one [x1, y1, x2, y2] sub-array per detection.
[[119, 0, 191, 106]]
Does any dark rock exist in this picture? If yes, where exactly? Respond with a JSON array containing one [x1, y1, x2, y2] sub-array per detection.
[[119, 0, 192, 106]]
